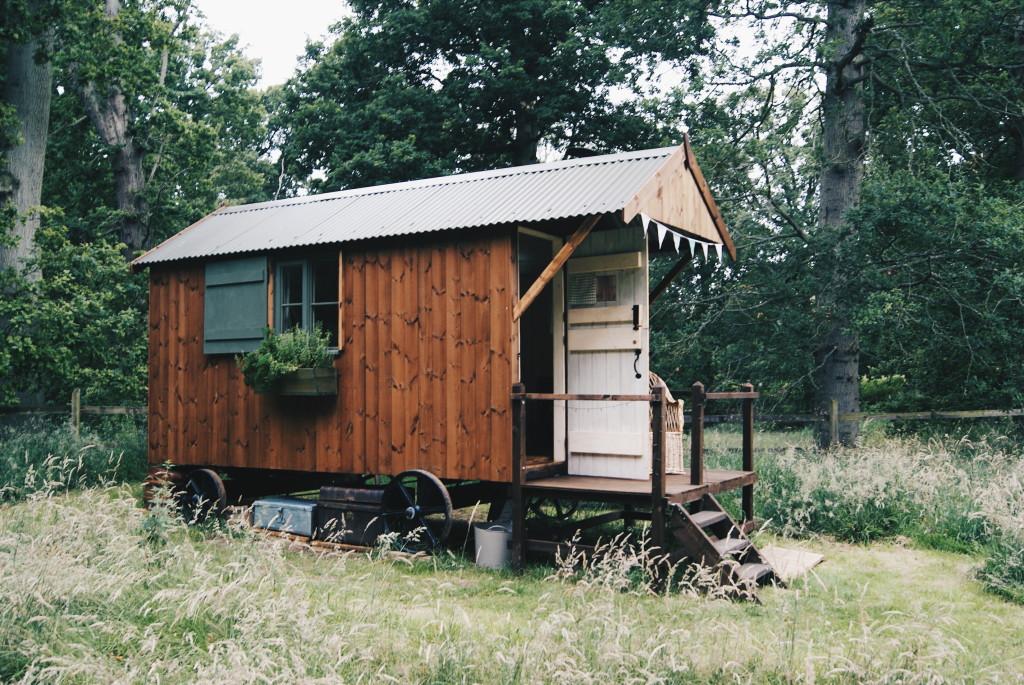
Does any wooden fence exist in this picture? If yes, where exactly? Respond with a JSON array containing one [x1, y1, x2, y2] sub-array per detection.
[[0, 389, 145, 436], [673, 385, 1023, 446], [4, 387, 1021, 444]]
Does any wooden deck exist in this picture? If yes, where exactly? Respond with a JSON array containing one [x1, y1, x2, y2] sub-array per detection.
[[524, 468, 756, 505]]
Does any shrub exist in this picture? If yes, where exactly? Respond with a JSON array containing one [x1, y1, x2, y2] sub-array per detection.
[[234, 325, 334, 389], [974, 459, 1024, 604], [0, 418, 146, 501]]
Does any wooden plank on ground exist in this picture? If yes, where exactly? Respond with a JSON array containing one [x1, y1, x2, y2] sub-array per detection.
[[759, 546, 824, 582]]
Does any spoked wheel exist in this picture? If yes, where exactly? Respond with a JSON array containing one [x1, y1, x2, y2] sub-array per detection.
[[528, 497, 579, 521], [179, 468, 227, 523], [381, 470, 453, 552]]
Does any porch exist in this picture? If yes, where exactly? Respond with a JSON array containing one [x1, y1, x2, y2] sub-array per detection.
[[510, 382, 762, 570]]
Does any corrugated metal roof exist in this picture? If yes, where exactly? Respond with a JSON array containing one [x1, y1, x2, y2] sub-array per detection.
[[133, 146, 676, 267]]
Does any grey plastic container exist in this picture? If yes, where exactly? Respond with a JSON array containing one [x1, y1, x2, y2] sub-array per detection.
[[474, 521, 512, 569]]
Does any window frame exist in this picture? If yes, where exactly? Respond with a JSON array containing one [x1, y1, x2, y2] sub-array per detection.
[[272, 253, 342, 351]]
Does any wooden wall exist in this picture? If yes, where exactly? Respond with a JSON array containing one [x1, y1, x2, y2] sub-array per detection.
[[147, 230, 517, 482]]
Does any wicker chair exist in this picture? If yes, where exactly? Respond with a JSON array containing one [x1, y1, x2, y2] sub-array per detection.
[[649, 373, 685, 474]]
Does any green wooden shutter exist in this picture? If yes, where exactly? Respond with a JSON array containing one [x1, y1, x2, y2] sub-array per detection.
[[204, 256, 268, 354]]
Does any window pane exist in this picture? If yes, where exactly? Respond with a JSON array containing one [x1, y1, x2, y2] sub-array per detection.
[[280, 264, 304, 305], [312, 258, 339, 304], [595, 275, 617, 302], [312, 304, 339, 346], [281, 304, 303, 332]]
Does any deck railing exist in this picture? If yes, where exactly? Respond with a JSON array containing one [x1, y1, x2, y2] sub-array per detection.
[[510, 383, 668, 567], [689, 382, 759, 522], [509, 382, 759, 568]]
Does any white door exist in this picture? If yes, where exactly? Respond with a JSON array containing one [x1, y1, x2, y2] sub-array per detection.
[[565, 228, 650, 480]]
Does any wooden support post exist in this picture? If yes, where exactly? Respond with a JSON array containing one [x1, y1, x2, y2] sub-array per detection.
[[71, 388, 81, 438], [650, 384, 667, 552], [511, 383, 526, 571], [513, 215, 600, 321], [829, 398, 839, 448], [741, 382, 755, 523], [648, 254, 692, 305], [690, 382, 705, 486]]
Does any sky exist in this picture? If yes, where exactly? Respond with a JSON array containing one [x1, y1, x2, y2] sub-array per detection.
[[191, 0, 350, 86]]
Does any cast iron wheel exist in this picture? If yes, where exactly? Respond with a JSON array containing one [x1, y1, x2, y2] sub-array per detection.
[[179, 468, 227, 523], [528, 497, 579, 521], [381, 470, 453, 552]]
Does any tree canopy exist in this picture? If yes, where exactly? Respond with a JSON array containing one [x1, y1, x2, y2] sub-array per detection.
[[0, 0, 1021, 425], [276, 0, 717, 191]]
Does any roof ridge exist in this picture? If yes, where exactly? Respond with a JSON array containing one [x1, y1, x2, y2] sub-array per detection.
[[221, 146, 677, 214]]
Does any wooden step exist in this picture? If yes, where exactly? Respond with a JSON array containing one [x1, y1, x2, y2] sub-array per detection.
[[735, 562, 773, 584], [690, 510, 728, 528], [713, 537, 749, 556]]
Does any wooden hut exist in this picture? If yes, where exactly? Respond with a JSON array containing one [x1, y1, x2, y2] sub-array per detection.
[[134, 138, 778, 586]]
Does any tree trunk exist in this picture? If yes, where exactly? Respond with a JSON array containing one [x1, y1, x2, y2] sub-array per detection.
[[76, 0, 150, 260], [0, 31, 54, 280], [813, 0, 868, 448], [513, 108, 539, 165]]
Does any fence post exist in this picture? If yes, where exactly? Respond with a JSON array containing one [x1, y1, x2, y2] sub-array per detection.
[[741, 382, 755, 523], [690, 381, 705, 486], [829, 398, 839, 448], [71, 389, 81, 437]]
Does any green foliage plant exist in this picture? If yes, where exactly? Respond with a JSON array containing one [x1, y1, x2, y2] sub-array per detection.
[[234, 324, 334, 389], [0, 418, 146, 502]]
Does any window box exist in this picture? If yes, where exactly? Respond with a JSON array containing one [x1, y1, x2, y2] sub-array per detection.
[[254, 367, 338, 396]]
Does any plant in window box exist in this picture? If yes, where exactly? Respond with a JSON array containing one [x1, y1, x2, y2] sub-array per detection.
[[235, 324, 337, 396]]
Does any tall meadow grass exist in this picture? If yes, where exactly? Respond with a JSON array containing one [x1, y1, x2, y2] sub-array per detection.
[[2, 481, 1022, 683], [706, 426, 1024, 602], [1, 424, 1023, 681], [0, 418, 146, 502]]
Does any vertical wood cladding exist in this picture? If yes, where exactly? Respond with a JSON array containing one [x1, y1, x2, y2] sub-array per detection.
[[148, 231, 516, 482]]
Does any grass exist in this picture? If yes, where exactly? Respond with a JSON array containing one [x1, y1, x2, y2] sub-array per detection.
[[0, 417, 147, 502], [705, 425, 1024, 605], [1, 485, 1023, 683], [2, 423, 1024, 681]]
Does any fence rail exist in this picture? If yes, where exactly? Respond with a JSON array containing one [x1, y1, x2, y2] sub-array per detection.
[[681, 409, 1024, 425], [4, 389, 1021, 438], [0, 389, 145, 436]]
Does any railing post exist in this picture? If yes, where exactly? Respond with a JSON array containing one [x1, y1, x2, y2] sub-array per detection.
[[650, 384, 667, 552], [741, 382, 755, 523], [511, 382, 526, 571], [71, 388, 81, 438], [690, 382, 705, 486]]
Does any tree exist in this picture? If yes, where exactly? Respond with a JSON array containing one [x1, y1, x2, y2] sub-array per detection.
[[50, 2, 276, 253], [277, 0, 719, 192], [812, 0, 869, 446], [0, 210, 148, 406], [0, 0, 61, 279], [648, 0, 1024, 441]]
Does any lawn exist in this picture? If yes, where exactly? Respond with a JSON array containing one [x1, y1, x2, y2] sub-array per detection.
[[1, 422, 1023, 682]]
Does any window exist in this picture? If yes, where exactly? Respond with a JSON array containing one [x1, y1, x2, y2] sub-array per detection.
[[568, 272, 618, 308], [275, 256, 340, 347]]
